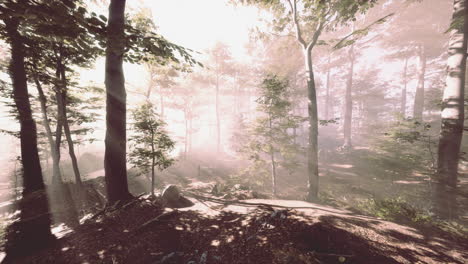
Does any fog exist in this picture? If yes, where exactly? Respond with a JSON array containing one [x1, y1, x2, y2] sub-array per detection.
[[0, 0, 467, 262]]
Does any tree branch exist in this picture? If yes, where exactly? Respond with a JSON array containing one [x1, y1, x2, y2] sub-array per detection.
[[287, 0, 306, 48]]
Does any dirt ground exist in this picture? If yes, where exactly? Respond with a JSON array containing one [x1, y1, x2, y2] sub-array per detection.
[[2, 191, 467, 264]]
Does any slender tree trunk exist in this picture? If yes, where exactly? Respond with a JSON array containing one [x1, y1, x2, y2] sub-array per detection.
[[184, 109, 188, 158], [269, 117, 277, 195], [270, 151, 276, 195], [105, 0, 132, 203], [304, 47, 319, 201], [33, 72, 61, 184], [189, 114, 193, 152], [3, 16, 54, 258], [215, 74, 221, 154], [58, 64, 82, 186], [35, 66, 79, 227], [151, 129, 155, 196], [343, 44, 355, 149], [160, 89, 164, 117], [413, 44, 426, 120], [401, 56, 409, 117], [437, 0, 468, 188], [325, 53, 331, 120], [146, 79, 153, 99], [53, 107, 63, 185]]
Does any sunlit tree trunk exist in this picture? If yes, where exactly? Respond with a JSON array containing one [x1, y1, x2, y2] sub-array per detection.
[[287, 0, 322, 201], [105, 0, 132, 203], [3, 16, 54, 258], [151, 126, 155, 196], [401, 56, 409, 117], [57, 62, 82, 186], [325, 53, 331, 120], [269, 117, 277, 195], [304, 47, 320, 201], [215, 74, 221, 154], [32, 71, 61, 183], [437, 0, 468, 188], [413, 44, 426, 120], [343, 44, 355, 149], [160, 90, 164, 117], [33, 64, 79, 227], [189, 114, 193, 152], [184, 108, 189, 158]]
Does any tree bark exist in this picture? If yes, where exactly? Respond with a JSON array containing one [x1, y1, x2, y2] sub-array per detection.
[[34, 65, 79, 228], [286, 0, 322, 201], [401, 56, 409, 117], [184, 108, 189, 158], [32, 71, 62, 184], [3, 16, 54, 258], [215, 74, 221, 154], [437, 0, 468, 188], [105, 0, 132, 203], [343, 44, 355, 149], [269, 117, 277, 196], [151, 127, 155, 197], [413, 44, 426, 120], [305, 47, 320, 201], [57, 63, 82, 186], [189, 113, 193, 153], [325, 53, 331, 120]]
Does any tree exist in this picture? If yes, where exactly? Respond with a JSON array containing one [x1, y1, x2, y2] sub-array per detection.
[[129, 102, 175, 196], [238, 0, 379, 200], [0, 0, 54, 257], [379, 0, 451, 120], [207, 42, 234, 154], [437, 0, 468, 188], [104, 0, 198, 203], [104, 0, 132, 203], [238, 75, 304, 195]]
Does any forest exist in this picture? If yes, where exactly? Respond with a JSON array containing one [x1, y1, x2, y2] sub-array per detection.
[[0, 0, 467, 263]]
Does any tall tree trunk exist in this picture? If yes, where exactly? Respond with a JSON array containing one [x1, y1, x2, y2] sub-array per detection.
[[437, 0, 468, 188], [325, 53, 331, 120], [401, 56, 409, 117], [288, 0, 321, 201], [34, 67, 79, 228], [304, 47, 319, 201], [413, 44, 426, 120], [215, 75, 221, 154], [32, 71, 61, 184], [53, 109, 63, 185], [269, 117, 277, 195], [105, 0, 132, 203], [3, 16, 54, 258], [343, 44, 355, 149], [189, 114, 193, 153], [160, 88, 164, 117], [57, 63, 82, 186], [151, 129, 155, 196], [184, 109, 188, 158]]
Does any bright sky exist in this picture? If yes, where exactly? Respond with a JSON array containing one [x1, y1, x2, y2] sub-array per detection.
[[143, 0, 260, 60]]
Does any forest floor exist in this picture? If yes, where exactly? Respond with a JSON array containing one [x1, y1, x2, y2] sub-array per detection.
[[1, 150, 468, 263], [2, 191, 468, 264]]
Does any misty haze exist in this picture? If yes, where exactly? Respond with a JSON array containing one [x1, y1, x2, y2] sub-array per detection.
[[0, 0, 467, 263]]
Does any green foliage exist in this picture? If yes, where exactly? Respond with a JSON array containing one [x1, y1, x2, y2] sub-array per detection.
[[129, 102, 175, 175], [366, 116, 436, 181], [358, 197, 432, 224], [238, 0, 379, 45], [235, 75, 305, 189]]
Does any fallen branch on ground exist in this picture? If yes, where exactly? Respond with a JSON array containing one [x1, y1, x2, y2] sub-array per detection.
[[133, 210, 178, 234]]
